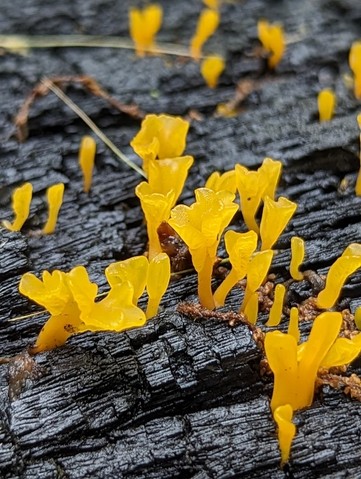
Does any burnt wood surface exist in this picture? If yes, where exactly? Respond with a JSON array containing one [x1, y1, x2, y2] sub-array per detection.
[[1, 1, 361, 478]]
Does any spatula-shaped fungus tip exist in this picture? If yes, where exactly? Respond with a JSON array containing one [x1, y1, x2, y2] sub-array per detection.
[[318, 89, 336, 122], [79, 135, 96, 193], [201, 55, 225, 88]]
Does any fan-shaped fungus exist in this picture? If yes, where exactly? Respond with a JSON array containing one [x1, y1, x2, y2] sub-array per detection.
[[240, 250, 274, 312], [274, 404, 296, 466], [79, 135, 96, 193], [169, 188, 238, 309], [201, 55, 225, 88], [42, 183, 64, 234], [190, 9, 220, 60], [349, 41, 361, 99], [3, 182, 33, 232], [105, 256, 149, 304], [205, 169, 237, 194], [129, 4, 163, 57], [258, 20, 285, 69], [146, 253, 171, 318], [290, 236, 305, 281], [260, 196, 297, 250], [266, 283, 286, 327], [318, 89, 336, 122], [235, 165, 265, 233]]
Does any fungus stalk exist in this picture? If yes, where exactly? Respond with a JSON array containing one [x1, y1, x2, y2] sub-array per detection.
[[274, 405, 296, 466], [244, 291, 259, 325], [266, 283, 286, 327], [43, 183, 64, 234], [79, 135, 96, 193], [3, 182, 33, 232], [318, 89, 336, 122], [146, 253, 171, 319], [290, 236, 305, 281]]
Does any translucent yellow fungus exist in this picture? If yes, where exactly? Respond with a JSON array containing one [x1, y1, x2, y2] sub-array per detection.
[[274, 404, 296, 466], [213, 230, 258, 307], [318, 89, 336, 122], [105, 256, 149, 303], [135, 182, 175, 260], [201, 55, 225, 88], [257, 20, 285, 69], [265, 311, 342, 412], [244, 291, 259, 325], [355, 305, 361, 330], [146, 253, 171, 318], [240, 250, 274, 312], [266, 283, 286, 327], [355, 114, 361, 196], [205, 169, 237, 194], [147, 156, 194, 207], [317, 243, 361, 309], [258, 157, 282, 201], [349, 41, 361, 99], [190, 9, 220, 60], [288, 307, 300, 344], [320, 334, 361, 369], [169, 188, 238, 309], [290, 236, 304, 281], [130, 114, 190, 173], [260, 196, 297, 251], [79, 135, 96, 193], [3, 182, 33, 232], [42, 183, 64, 234], [129, 4, 163, 57]]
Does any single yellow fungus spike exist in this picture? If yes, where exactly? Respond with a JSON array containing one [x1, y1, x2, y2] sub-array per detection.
[[79, 135, 96, 193], [317, 89, 336, 122], [355, 306, 361, 330], [105, 256, 149, 303], [3, 182, 33, 232], [274, 404, 296, 466], [320, 334, 361, 369], [213, 230, 258, 307], [257, 20, 285, 69], [42, 183, 64, 234], [205, 169, 237, 194], [146, 253, 171, 319], [131, 114, 190, 173], [190, 9, 220, 61], [201, 55, 225, 88], [349, 41, 361, 99], [136, 182, 175, 260], [244, 291, 259, 325], [260, 196, 297, 251], [288, 307, 300, 344], [266, 283, 286, 327], [169, 188, 238, 309], [240, 250, 274, 312], [290, 236, 305, 281], [317, 243, 361, 309], [258, 157, 282, 201], [355, 114, 361, 196], [129, 4, 163, 57], [147, 156, 194, 207]]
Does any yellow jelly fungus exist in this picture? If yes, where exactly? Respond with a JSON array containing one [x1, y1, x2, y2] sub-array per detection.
[[135, 182, 175, 260], [129, 4, 163, 57], [169, 188, 238, 309], [42, 183, 64, 234], [146, 253, 171, 318], [317, 89, 336, 122], [265, 311, 342, 412], [320, 334, 361, 369], [147, 156, 194, 207], [213, 230, 258, 307], [105, 256, 149, 304], [274, 404, 296, 466], [260, 196, 297, 251], [3, 182, 33, 232], [355, 306, 361, 330], [235, 165, 265, 233], [190, 9, 220, 61], [240, 250, 274, 312], [317, 243, 361, 309], [244, 291, 259, 325], [203, 0, 219, 9], [355, 114, 361, 196], [205, 169, 237, 194], [288, 307, 300, 344], [201, 55, 225, 88], [130, 114, 190, 173], [290, 236, 305, 281], [79, 135, 96, 193], [257, 20, 285, 69], [349, 41, 361, 99], [258, 157, 282, 201], [266, 283, 286, 327]]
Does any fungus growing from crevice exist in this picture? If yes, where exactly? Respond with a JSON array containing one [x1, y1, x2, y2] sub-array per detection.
[[290, 236, 305, 281], [257, 20, 285, 69], [42, 183, 64, 235], [274, 404, 296, 466], [3, 182, 33, 232], [201, 55, 225, 88], [266, 283, 286, 327], [79, 135, 96, 193], [318, 89, 336, 122]]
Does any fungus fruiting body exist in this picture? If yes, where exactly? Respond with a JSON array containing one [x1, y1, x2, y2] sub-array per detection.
[[266, 283, 286, 327], [260, 196, 297, 250], [274, 405, 296, 466], [349, 41, 361, 99], [355, 114, 361, 196], [257, 20, 285, 69], [129, 4, 163, 57], [288, 307, 300, 344], [3, 182, 33, 232], [190, 9, 220, 60], [318, 89, 336, 122], [201, 55, 225, 88], [169, 188, 238, 309], [290, 236, 305, 280], [79, 135, 96, 193], [146, 253, 171, 318], [205, 169, 237, 194], [244, 291, 259, 325], [42, 183, 64, 234], [240, 250, 274, 312]]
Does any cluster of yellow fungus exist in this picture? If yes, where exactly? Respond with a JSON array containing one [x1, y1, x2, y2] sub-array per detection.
[[317, 89, 336, 122], [257, 20, 285, 69], [349, 41, 361, 99], [20, 253, 170, 352], [129, 4, 163, 57]]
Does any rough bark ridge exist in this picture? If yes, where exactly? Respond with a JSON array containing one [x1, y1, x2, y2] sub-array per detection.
[[1, 0, 361, 478]]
